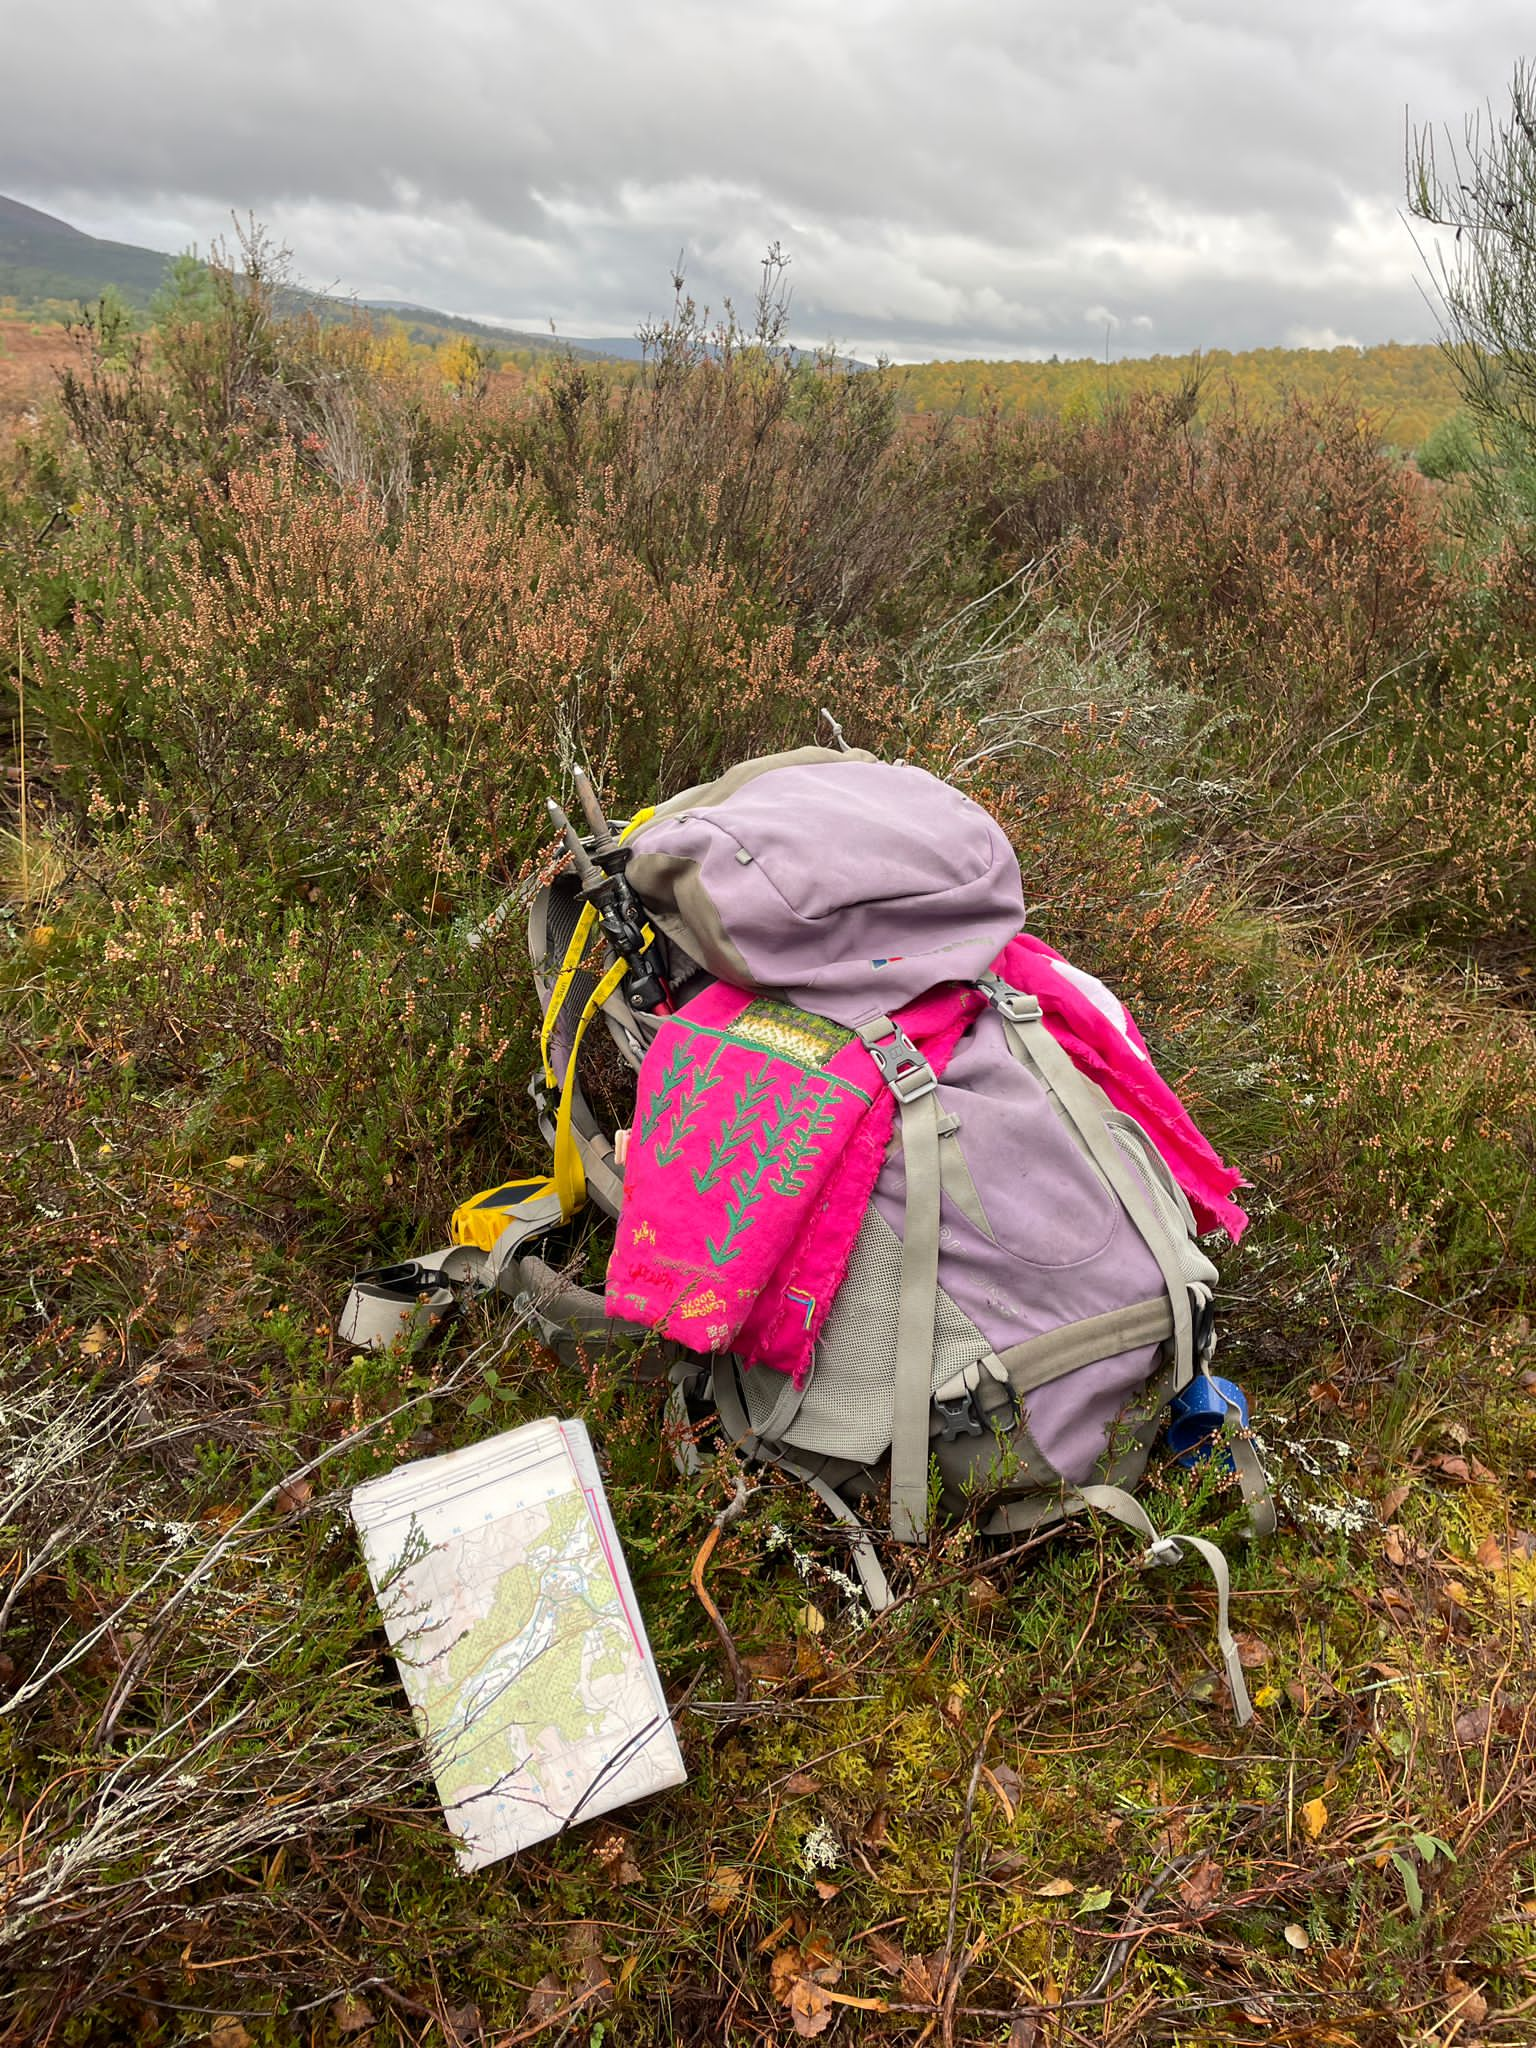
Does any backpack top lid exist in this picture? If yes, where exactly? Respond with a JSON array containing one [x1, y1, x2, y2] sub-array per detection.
[[625, 753, 1026, 1027]]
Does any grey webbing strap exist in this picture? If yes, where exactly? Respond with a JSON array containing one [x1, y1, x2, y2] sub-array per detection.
[[976, 977, 1195, 1388], [480, 1188, 566, 1292], [1228, 1427, 1278, 1539], [338, 1188, 566, 1351], [1071, 1483, 1254, 1726], [937, 1120, 993, 1238], [711, 1364, 892, 1611], [996, 1298, 1175, 1399], [337, 1243, 483, 1351], [857, 1016, 943, 1544]]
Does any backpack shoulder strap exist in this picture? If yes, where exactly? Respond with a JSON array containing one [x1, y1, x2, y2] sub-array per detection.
[[711, 1360, 893, 1610], [976, 975, 1197, 1387], [1071, 1483, 1255, 1725], [856, 1015, 944, 1544]]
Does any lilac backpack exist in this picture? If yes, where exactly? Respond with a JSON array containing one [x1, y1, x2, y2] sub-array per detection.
[[523, 748, 1272, 1718]]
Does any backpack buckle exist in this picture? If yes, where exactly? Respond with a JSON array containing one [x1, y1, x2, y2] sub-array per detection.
[[934, 1390, 985, 1440], [976, 973, 1042, 1026], [857, 1018, 938, 1103]]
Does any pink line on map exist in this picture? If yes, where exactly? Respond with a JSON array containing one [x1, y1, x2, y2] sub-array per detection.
[[559, 1423, 646, 1659]]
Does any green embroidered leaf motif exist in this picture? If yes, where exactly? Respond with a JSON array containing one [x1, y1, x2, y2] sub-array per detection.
[[693, 1066, 776, 1193], [638, 1036, 692, 1145], [654, 1040, 724, 1167], [770, 1085, 840, 1199], [705, 1084, 809, 1265]]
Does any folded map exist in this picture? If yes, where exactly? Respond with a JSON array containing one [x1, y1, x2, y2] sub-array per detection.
[[351, 1416, 686, 1871]]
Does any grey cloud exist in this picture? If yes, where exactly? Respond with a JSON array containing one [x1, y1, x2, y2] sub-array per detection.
[[3, 0, 1529, 358]]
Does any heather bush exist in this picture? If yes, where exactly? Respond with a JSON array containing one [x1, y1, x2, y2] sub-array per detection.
[[514, 256, 956, 632], [955, 389, 1447, 733], [34, 445, 889, 895]]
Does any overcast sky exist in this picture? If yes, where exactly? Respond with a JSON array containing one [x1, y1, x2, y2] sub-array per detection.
[[1, 0, 1528, 361]]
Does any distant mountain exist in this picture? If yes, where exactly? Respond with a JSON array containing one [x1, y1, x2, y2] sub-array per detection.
[[561, 333, 872, 370], [0, 196, 617, 359], [0, 193, 180, 309], [360, 299, 607, 359]]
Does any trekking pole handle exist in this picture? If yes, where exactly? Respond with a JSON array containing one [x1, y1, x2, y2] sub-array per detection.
[[547, 799, 671, 1013]]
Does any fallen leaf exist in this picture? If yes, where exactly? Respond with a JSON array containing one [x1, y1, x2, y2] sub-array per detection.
[[523, 1976, 562, 2024], [899, 1953, 942, 2003], [1076, 1887, 1114, 1914], [942, 1685, 968, 1726], [1475, 1534, 1506, 1572], [1179, 1856, 1224, 1909], [813, 1879, 841, 1901], [80, 1320, 110, 1358], [276, 1475, 313, 1514], [743, 1646, 795, 1682], [1009, 2021, 1040, 2048], [210, 2021, 252, 2048], [863, 1933, 905, 1974], [769, 1949, 804, 2002], [771, 1945, 843, 2038], [1181, 1668, 1227, 1706], [1235, 1632, 1271, 1670], [1035, 1876, 1076, 1898], [1452, 1702, 1517, 1745], [983, 1761, 1023, 1822], [1283, 1923, 1310, 1950], [1300, 1796, 1329, 1841], [1445, 1973, 1489, 2028], [788, 1979, 835, 2037], [798, 1602, 826, 1636], [332, 1995, 374, 2034], [1379, 1481, 1412, 1519], [442, 2004, 483, 2047], [1430, 1453, 1496, 1486], [784, 1772, 820, 1796], [966, 1574, 1004, 1611], [707, 1865, 744, 1915]]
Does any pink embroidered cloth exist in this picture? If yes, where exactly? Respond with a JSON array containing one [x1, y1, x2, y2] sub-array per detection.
[[605, 980, 979, 1387], [997, 933, 1249, 1242], [605, 944, 1247, 1384]]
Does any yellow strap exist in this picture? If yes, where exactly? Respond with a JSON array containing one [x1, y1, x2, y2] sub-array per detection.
[[552, 957, 628, 1217], [540, 899, 598, 1088], [538, 804, 657, 1089]]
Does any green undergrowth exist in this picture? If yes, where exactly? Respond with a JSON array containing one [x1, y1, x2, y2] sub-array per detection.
[[5, 817, 1535, 2046]]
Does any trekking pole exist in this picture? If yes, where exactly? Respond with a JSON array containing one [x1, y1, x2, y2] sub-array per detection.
[[547, 783, 671, 1014]]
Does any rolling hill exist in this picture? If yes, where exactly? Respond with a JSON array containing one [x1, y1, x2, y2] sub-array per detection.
[[0, 194, 609, 358]]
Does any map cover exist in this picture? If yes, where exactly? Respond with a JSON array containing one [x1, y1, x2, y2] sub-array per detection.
[[351, 1417, 686, 1871]]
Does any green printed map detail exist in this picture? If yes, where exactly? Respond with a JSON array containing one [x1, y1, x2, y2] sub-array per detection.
[[382, 1482, 671, 1859]]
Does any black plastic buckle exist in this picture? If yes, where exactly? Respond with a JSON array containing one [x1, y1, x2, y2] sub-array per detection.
[[1193, 1294, 1216, 1365], [934, 1390, 985, 1441]]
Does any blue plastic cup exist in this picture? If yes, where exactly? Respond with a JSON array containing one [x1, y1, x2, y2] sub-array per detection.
[[1166, 1374, 1250, 1468]]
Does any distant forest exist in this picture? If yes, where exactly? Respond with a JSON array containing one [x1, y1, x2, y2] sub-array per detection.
[[884, 343, 1461, 449]]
